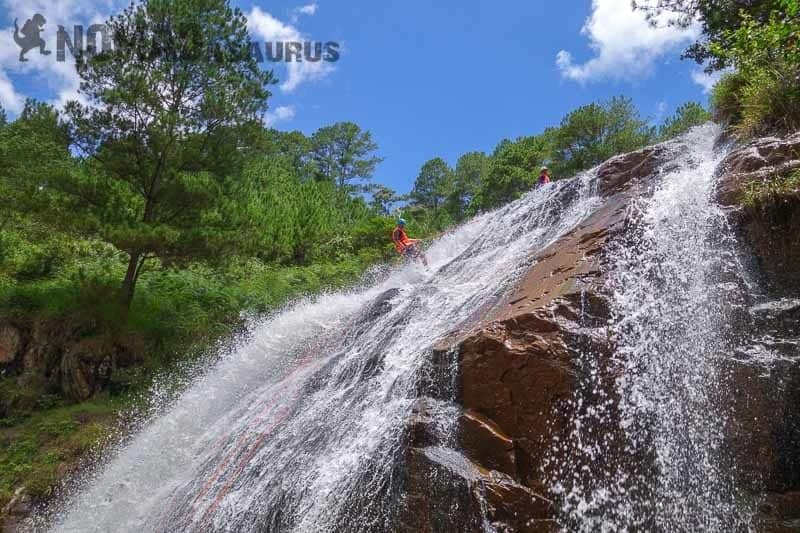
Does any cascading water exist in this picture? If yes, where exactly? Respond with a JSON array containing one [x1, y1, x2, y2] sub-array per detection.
[[45, 166, 602, 532], [610, 125, 753, 531], [42, 125, 783, 533], [549, 124, 758, 531]]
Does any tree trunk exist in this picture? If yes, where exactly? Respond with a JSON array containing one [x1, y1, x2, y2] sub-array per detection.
[[121, 252, 141, 310]]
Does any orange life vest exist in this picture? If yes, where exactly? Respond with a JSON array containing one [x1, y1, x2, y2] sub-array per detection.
[[392, 227, 413, 254]]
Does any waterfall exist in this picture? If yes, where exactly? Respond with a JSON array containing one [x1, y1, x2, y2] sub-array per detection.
[[46, 166, 601, 532], [43, 125, 774, 533], [549, 124, 757, 531]]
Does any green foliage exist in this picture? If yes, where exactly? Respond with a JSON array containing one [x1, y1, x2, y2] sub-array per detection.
[[710, 72, 747, 125], [472, 135, 550, 211], [47, 0, 277, 307], [309, 122, 384, 192], [552, 97, 655, 177], [636, 0, 799, 136], [409, 157, 454, 219], [406, 96, 702, 219], [449, 152, 489, 220], [741, 169, 800, 207], [368, 184, 398, 215], [633, 0, 782, 71], [0, 103, 6, 127], [0, 398, 120, 506], [709, 1, 800, 135], [658, 102, 711, 140]]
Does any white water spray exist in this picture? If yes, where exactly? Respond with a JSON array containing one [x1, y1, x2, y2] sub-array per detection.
[[47, 169, 600, 532], [549, 125, 756, 531]]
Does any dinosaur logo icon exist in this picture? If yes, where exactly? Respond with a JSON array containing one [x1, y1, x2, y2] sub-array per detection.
[[13, 13, 51, 62]]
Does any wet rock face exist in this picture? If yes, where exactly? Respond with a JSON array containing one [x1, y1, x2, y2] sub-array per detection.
[[418, 144, 657, 528], [715, 132, 800, 207], [716, 132, 800, 294], [1, 487, 33, 533], [0, 323, 22, 365], [595, 144, 673, 197], [449, 194, 627, 513], [411, 135, 800, 529]]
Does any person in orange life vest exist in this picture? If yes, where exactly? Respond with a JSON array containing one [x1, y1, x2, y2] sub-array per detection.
[[392, 218, 428, 266], [537, 166, 551, 187]]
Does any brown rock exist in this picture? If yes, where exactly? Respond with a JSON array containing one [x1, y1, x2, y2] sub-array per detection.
[[757, 491, 800, 533], [421, 140, 683, 525], [722, 356, 800, 498], [481, 471, 556, 533], [459, 409, 517, 478], [715, 132, 800, 207], [398, 447, 486, 533], [595, 144, 672, 197], [21, 320, 52, 372], [0, 323, 22, 365], [451, 191, 630, 491], [715, 131, 800, 294], [1, 487, 32, 533], [59, 337, 116, 402], [399, 446, 553, 533]]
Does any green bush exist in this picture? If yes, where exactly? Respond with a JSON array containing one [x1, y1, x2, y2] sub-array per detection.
[[742, 169, 800, 207], [710, 2, 800, 136], [711, 73, 747, 126]]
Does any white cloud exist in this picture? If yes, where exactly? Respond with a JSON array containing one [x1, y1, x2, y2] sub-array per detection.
[[296, 4, 317, 16], [691, 68, 724, 93], [263, 105, 296, 126], [249, 6, 303, 43], [247, 6, 335, 93], [556, 0, 699, 83], [290, 3, 317, 23], [0, 0, 125, 115], [0, 1, 334, 119], [0, 74, 24, 113]]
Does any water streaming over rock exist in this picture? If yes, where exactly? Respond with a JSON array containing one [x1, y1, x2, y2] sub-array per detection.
[[44, 125, 790, 532], [547, 125, 761, 531], [46, 168, 601, 532]]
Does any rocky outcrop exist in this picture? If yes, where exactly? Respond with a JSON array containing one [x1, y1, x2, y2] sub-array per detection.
[[1, 488, 32, 533], [401, 401, 556, 533], [0, 324, 22, 366], [405, 135, 800, 530], [0, 319, 139, 403], [716, 132, 800, 294], [711, 133, 800, 530], [404, 145, 671, 530], [715, 132, 800, 207]]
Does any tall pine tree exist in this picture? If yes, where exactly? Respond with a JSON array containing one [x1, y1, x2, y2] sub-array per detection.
[[59, 0, 275, 307]]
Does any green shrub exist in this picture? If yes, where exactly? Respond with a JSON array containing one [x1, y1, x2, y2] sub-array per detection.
[[710, 3, 800, 136], [742, 169, 800, 207], [737, 66, 800, 136], [711, 73, 747, 126]]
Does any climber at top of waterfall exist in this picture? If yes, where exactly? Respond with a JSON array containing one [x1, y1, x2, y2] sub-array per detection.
[[392, 218, 429, 266], [537, 166, 551, 187]]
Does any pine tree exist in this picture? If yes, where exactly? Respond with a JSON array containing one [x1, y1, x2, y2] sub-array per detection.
[[410, 158, 453, 214], [310, 122, 383, 192], [60, 0, 275, 308]]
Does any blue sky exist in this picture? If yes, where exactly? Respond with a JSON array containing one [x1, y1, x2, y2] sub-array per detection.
[[0, 0, 717, 194]]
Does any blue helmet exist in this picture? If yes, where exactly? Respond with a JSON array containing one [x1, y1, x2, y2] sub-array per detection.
[[397, 218, 406, 226]]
